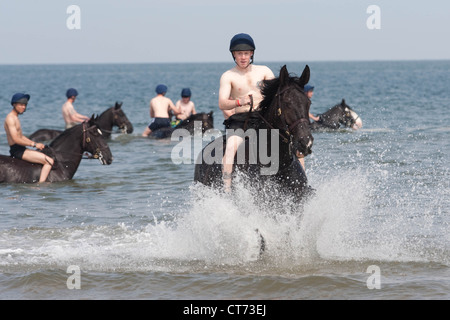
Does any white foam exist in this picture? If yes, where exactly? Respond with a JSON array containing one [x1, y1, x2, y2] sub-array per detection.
[[0, 169, 447, 272]]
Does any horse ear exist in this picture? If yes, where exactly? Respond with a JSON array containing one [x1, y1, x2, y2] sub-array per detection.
[[115, 101, 123, 109], [298, 65, 310, 87], [341, 99, 345, 105], [208, 111, 213, 116], [279, 65, 289, 86]]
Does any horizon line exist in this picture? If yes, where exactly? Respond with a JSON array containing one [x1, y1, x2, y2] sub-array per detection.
[[1, 58, 449, 67]]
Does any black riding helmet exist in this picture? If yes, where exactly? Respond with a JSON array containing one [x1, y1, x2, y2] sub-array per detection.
[[229, 33, 255, 65]]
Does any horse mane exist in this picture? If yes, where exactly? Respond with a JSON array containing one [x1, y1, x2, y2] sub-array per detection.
[[49, 123, 81, 148], [99, 107, 112, 118], [258, 73, 303, 123]]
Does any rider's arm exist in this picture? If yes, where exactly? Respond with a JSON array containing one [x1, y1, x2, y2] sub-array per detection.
[[149, 102, 155, 118], [309, 113, 320, 122], [218, 74, 251, 110], [71, 112, 89, 122], [169, 99, 181, 115], [67, 104, 89, 122]]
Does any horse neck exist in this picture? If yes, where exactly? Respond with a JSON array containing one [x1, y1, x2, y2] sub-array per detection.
[[49, 127, 84, 166], [259, 120, 293, 169], [97, 108, 114, 132], [322, 106, 343, 123]]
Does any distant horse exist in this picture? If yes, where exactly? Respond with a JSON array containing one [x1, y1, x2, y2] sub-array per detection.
[[148, 111, 214, 139], [194, 65, 314, 201], [310, 99, 362, 131], [0, 116, 113, 184], [176, 111, 214, 134], [28, 102, 133, 142]]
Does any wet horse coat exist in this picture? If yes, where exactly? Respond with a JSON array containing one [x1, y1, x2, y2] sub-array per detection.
[[194, 65, 314, 202], [310, 99, 362, 131]]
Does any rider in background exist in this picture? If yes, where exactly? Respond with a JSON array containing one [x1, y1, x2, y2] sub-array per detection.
[[297, 84, 318, 170], [304, 84, 320, 122], [142, 84, 181, 137], [4, 93, 54, 183], [62, 88, 90, 129], [172, 88, 197, 127]]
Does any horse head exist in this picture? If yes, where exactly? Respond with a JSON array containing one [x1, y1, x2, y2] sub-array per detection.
[[260, 65, 314, 158], [201, 111, 214, 132], [82, 115, 113, 165], [339, 99, 363, 130], [112, 101, 134, 134]]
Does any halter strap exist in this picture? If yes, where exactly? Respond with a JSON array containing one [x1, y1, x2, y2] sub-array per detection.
[[240, 84, 309, 144], [273, 85, 309, 142]]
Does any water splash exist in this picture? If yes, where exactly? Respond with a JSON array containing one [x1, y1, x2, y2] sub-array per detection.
[[0, 169, 447, 273]]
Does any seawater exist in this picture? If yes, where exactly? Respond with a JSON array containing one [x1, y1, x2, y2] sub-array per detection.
[[0, 61, 449, 300]]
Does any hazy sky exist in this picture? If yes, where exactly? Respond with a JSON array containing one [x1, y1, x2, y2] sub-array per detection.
[[1, 0, 449, 64]]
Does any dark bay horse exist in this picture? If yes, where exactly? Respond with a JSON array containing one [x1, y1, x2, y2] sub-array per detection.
[[0, 116, 113, 184], [194, 65, 314, 202], [28, 102, 133, 142], [310, 99, 362, 131], [148, 111, 214, 139]]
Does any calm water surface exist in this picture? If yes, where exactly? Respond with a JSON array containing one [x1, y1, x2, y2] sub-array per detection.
[[0, 61, 449, 300]]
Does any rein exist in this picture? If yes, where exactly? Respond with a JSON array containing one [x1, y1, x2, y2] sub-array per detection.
[[98, 107, 128, 134], [82, 122, 105, 162], [44, 122, 103, 160], [254, 85, 309, 144]]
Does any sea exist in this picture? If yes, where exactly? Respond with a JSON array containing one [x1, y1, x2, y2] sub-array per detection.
[[0, 61, 448, 302]]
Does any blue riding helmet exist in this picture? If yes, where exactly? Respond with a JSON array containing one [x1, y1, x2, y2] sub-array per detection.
[[304, 84, 314, 92], [11, 93, 30, 106], [156, 84, 168, 94], [66, 88, 78, 98], [229, 33, 256, 52], [229, 33, 255, 65], [181, 88, 191, 97]]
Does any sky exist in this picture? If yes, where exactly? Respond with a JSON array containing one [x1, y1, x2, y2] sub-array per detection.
[[0, 0, 449, 64]]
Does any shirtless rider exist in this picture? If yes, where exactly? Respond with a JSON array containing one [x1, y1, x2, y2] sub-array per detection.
[[218, 33, 275, 192], [4, 93, 54, 183], [142, 84, 181, 137], [62, 88, 90, 129]]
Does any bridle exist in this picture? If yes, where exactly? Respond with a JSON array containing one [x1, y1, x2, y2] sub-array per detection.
[[82, 122, 105, 162], [246, 85, 310, 144], [112, 107, 129, 133]]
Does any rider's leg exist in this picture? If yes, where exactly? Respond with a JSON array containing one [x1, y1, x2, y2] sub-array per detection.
[[142, 127, 152, 137], [296, 151, 305, 171], [222, 135, 244, 192], [22, 149, 54, 183]]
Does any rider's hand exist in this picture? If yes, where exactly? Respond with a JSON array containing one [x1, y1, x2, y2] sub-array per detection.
[[35, 142, 45, 150], [241, 95, 253, 106]]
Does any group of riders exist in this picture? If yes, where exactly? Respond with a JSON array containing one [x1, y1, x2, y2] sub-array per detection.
[[4, 33, 319, 190]]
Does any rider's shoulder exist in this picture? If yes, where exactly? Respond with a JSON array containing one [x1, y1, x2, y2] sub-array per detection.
[[254, 64, 274, 75]]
